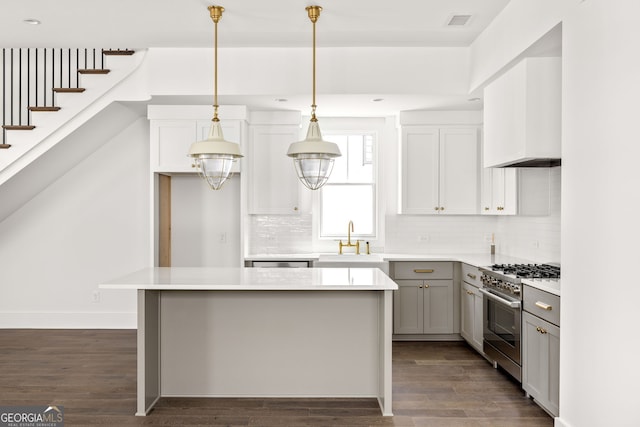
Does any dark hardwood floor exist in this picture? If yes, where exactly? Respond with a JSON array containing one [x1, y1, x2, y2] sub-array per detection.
[[0, 330, 553, 426]]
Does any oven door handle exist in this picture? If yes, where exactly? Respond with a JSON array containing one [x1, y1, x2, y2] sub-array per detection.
[[479, 288, 521, 308]]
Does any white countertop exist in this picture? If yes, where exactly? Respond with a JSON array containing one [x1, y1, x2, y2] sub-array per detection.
[[100, 267, 398, 291], [522, 279, 561, 296]]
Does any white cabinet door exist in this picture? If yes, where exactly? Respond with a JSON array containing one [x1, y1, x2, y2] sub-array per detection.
[[393, 280, 424, 334], [481, 168, 517, 215], [151, 119, 244, 173], [439, 128, 479, 214], [423, 279, 453, 334], [401, 126, 478, 215], [522, 311, 560, 417], [401, 127, 439, 214], [151, 120, 197, 172], [248, 125, 301, 214], [461, 281, 483, 352]]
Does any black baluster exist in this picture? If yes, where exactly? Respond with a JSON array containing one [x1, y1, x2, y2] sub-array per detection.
[[35, 48, 38, 107], [76, 49, 79, 88], [19, 48, 22, 126], [68, 48, 71, 89], [27, 48, 30, 125], [10, 48, 14, 125]]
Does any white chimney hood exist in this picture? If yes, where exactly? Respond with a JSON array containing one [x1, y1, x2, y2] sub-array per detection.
[[483, 57, 561, 168]]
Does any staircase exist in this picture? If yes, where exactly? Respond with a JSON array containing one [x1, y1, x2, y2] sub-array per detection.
[[0, 47, 146, 222], [1, 48, 135, 149]]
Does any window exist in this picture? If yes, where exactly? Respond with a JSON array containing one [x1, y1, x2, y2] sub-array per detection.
[[320, 133, 376, 238]]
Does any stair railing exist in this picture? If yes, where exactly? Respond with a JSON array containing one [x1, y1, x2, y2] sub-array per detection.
[[1, 48, 133, 149]]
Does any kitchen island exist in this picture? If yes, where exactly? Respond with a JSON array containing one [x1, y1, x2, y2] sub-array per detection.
[[100, 267, 397, 416]]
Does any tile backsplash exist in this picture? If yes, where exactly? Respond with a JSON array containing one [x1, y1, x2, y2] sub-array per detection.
[[248, 167, 561, 263]]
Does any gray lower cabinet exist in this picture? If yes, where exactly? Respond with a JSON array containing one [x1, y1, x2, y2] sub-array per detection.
[[460, 281, 483, 352], [393, 279, 453, 334], [522, 305, 560, 417]]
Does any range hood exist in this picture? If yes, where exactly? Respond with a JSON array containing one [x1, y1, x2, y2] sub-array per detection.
[[483, 57, 561, 168], [496, 158, 561, 168]]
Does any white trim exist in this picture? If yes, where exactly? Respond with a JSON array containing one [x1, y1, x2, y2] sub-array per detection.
[[0, 312, 136, 329]]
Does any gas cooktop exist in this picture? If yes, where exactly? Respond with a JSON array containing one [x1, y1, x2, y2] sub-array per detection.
[[486, 263, 561, 279]]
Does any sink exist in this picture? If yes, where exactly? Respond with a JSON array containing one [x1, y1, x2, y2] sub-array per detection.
[[317, 253, 384, 262]]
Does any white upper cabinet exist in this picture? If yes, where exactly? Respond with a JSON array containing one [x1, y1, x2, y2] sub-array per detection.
[[481, 168, 517, 215], [481, 167, 551, 216], [247, 111, 303, 215], [401, 125, 479, 215], [483, 57, 561, 168], [148, 105, 246, 173]]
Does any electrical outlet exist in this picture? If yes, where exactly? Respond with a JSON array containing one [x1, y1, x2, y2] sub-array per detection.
[[418, 235, 430, 242], [92, 290, 101, 303]]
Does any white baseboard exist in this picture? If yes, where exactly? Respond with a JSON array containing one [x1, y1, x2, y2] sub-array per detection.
[[555, 417, 570, 427], [0, 312, 136, 329]]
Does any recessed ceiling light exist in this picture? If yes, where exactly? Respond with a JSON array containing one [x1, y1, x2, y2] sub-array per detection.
[[275, 98, 288, 102], [372, 98, 384, 102], [23, 19, 41, 25]]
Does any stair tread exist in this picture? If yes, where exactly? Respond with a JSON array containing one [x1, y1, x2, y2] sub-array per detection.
[[0, 144, 11, 149], [29, 106, 61, 112], [78, 69, 110, 74], [2, 125, 36, 130], [102, 49, 135, 56], [53, 88, 86, 93]]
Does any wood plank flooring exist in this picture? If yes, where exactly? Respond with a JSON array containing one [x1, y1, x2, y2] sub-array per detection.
[[0, 330, 553, 426]]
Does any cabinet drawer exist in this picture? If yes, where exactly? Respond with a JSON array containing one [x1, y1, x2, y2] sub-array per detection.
[[523, 286, 560, 326], [392, 262, 453, 280], [461, 263, 481, 288]]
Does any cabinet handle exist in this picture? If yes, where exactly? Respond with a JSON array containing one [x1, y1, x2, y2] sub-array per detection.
[[419, 285, 423, 289], [414, 269, 434, 273], [466, 290, 474, 295], [440, 207, 445, 211], [535, 301, 553, 311], [536, 326, 548, 334], [484, 207, 490, 211], [434, 207, 439, 211], [424, 284, 430, 288], [293, 206, 298, 211], [466, 273, 477, 280]]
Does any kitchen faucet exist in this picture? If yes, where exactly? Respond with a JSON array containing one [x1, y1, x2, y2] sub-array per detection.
[[339, 220, 360, 254]]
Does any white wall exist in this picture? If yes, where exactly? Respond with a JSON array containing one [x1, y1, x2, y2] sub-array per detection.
[[0, 117, 149, 328], [560, 1, 640, 426], [171, 175, 241, 267]]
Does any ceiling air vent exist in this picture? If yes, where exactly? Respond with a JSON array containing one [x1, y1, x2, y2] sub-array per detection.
[[447, 15, 472, 26]]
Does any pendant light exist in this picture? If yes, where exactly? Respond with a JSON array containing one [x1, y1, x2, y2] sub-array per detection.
[[188, 5, 243, 190], [287, 5, 341, 190]]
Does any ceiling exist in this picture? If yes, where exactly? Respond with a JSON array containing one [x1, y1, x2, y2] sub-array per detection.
[[2, 0, 512, 115], [3, 0, 510, 48]]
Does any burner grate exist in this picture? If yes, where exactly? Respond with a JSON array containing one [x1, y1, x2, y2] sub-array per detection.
[[490, 263, 560, 279]]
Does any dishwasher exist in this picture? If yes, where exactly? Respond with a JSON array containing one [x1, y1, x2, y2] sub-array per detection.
[[250, 261, 310, 268]]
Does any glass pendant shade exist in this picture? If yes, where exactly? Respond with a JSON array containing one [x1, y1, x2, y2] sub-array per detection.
[[287, 120, 341, 190], [189, 120, 242, 190]]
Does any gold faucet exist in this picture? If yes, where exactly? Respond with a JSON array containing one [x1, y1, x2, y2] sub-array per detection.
[[339, 220, 360, 254]]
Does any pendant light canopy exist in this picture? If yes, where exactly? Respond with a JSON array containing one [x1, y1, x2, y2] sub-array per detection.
[[286, 5, 341, 191], [188, 5, 243, 190]]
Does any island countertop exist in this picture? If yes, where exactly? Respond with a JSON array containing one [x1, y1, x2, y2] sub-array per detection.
[[100, 267, 398, 291]]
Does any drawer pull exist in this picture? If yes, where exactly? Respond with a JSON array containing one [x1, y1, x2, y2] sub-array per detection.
[[536, 326, 548, 334], [535, 301, 553, 311], [424, 284, 430, 288], [414, 269, 434, 273], [466, 290, 474, 295], [466, 273, 477, 280]]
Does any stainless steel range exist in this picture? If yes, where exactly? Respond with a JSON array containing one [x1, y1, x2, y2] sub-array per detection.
[[479, 263, 560, 382]]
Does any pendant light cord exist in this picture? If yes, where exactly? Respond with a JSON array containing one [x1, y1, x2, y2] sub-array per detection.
[[311, 18, 317, 122], [213, 17, 219, 122]]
